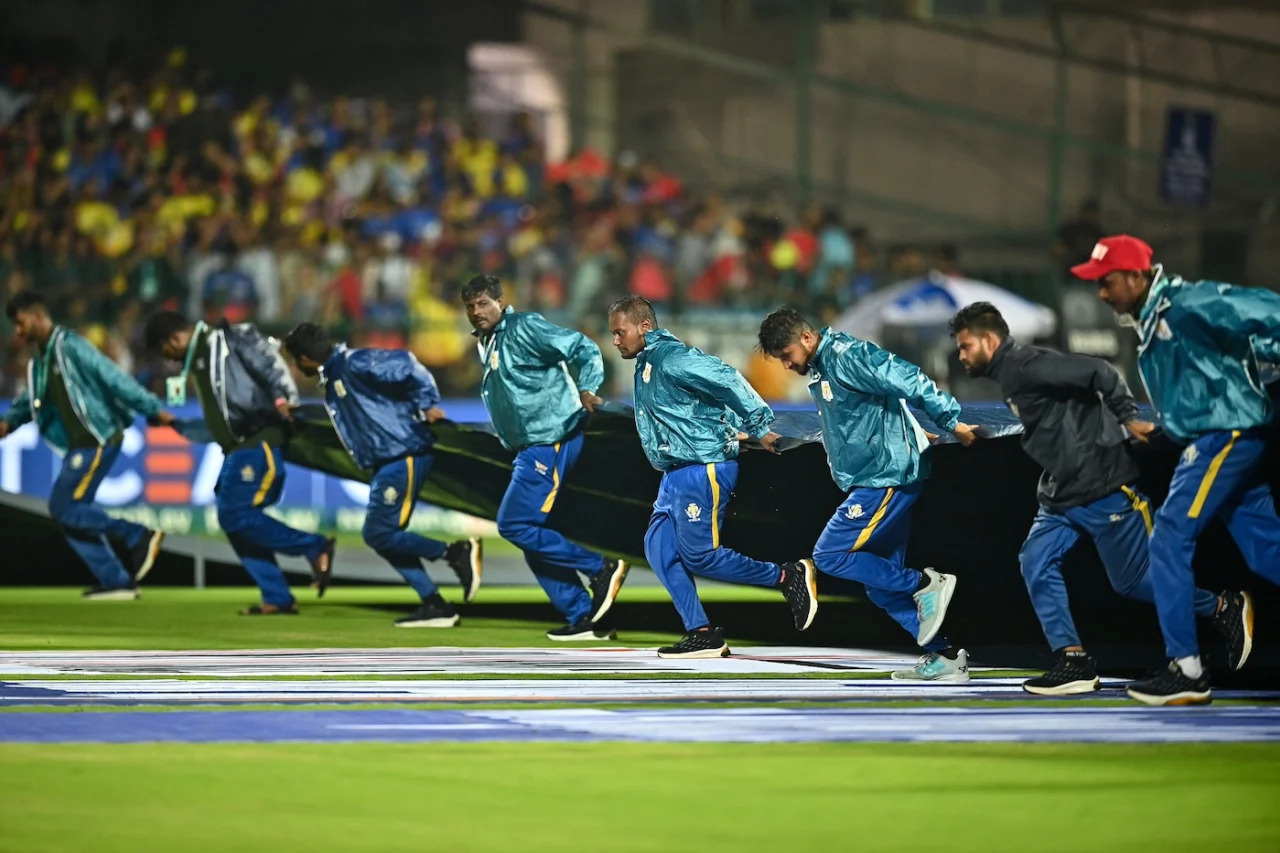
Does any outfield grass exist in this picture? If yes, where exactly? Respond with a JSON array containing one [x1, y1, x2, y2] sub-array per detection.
[[0, 586, 779, 651], [1, 742, 1277, 853]]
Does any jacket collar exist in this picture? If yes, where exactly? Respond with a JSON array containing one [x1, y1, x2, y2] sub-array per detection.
[[36, 325, 66, 357], [1137, 266, 1176, 352], [643, 328, 680, 350], [471, 305, 513, 339], [982, 337, 1017, 381], [1137, 266, 1173, 326], [814, 327, 836, 360], [318, 343, 348, 385]]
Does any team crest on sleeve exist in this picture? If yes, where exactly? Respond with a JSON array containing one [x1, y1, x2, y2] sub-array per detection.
[[241, 465, 255, 482], [685, 503, 701, 522], [383, 486, 399, 505], [821, 381, 833, 402], [69, 453, 84, 470], [846, 503, 864, 519], [643, 363, 652, 383]]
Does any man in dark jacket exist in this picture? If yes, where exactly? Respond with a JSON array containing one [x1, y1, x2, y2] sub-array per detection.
[[949, 302, 1250, 694], [146, 311, 335, 615], [284, 322, 480, 628]]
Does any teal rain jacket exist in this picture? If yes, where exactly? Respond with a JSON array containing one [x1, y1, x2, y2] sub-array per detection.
[[807, 328, 961, 491], [1136, 271, 1280, 442], [475, 307, 605, 451], [3, 325, 164, 452], [632, 329, 774, 472]]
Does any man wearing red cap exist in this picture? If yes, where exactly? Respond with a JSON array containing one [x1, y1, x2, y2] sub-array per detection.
[[1078, 234, 1280, 705]]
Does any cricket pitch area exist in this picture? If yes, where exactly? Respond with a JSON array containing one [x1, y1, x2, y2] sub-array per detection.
[[1, 586, 1278, 852]]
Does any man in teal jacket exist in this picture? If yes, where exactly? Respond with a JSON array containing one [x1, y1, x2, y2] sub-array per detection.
[[1086, 234, 1279, 705], [463, 275, 628, 640], [0, 292, 171, 598], [759, 307, 977, 681], [609, 295, 818, 659]]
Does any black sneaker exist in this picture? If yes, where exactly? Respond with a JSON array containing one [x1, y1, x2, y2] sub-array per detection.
[[547, 618, 618, 642], [1211, 590, 1254, 671], [82, 586, 140, 601], [1023, 650, 1100, 696], [587, 558, 629, 623], [445, 538, 482, 603], [1126, 660, 1212, 706], [309, 537, 336, 598], [240, 603, 300, 616], [778, 559, 818, 631], [128, 529, 165, 583], [657, 627, 730, 659], [394, 596, 460, 628]]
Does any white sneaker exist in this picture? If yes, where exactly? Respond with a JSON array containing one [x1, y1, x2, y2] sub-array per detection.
[[891, 649, 970, 682], [913, 568, 957, 646]]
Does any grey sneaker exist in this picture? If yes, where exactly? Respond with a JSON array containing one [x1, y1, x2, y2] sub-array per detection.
[[913, 568, 957, 646], [891, 649, 970, 683]]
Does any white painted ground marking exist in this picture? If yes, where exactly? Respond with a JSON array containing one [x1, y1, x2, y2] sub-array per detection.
[[4, 676, 1106, 703], [0, 646, 934, 676]]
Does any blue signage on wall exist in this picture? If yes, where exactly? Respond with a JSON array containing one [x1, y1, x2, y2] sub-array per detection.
[[1160, 107, 1216, 207]]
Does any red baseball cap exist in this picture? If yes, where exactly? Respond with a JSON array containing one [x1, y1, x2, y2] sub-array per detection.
[[1070, 234, 1154, 280]]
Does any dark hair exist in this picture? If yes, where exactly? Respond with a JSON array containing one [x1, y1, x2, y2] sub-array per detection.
[[462, 274, 503, 302], [757, 306, 813, 356], [143, 310, 190, 353], [5, 291, 46, 321], [283, 322, 333, 363], [948, 301, 1010, 340], [607, 295, 657, 327]]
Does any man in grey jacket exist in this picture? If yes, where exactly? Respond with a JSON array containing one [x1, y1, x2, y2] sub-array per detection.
[[145, 311, 334, 615]]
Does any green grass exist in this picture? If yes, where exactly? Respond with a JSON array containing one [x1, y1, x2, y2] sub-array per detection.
[[1, 742, 1277, 853], [0, 586, 739, 651]]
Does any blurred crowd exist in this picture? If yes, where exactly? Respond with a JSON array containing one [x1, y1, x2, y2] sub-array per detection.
[[0, 49, 939, 398]]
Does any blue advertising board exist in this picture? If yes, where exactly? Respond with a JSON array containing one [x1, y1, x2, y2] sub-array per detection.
[[0, 399, 494, 535]]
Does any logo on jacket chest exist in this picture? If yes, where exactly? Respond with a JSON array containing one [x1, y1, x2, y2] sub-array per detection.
[[643, 363, 652, 384], [1156, 319, 1172, 341], [685, 503, 701, 522], [333, 380, 348, 399], [821, 381, 834, 402], [1006, 398, 1020, 419], [489, 350, 500, 370]]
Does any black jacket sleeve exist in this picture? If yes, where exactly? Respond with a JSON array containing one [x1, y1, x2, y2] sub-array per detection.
[[230, 325, 300, 406], [1017, 350, 1140, 425]]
